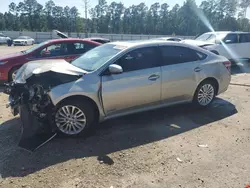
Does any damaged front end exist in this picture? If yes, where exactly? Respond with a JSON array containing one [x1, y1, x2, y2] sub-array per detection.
[[4, 60, 85, 151]]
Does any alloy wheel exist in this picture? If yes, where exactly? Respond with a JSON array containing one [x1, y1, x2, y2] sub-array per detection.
[[55, 105, 87, 135], [197, 84, 215, 106]]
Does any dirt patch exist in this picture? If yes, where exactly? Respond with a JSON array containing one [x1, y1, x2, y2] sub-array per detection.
[[0, 45, 33, 56], [0, 83, 250, 188]]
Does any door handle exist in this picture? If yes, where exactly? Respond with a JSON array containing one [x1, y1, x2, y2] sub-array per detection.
[[194, 67, 202, 72], [148, 74, 160, 81]]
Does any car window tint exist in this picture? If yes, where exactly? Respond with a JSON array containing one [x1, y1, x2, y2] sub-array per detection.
[[160, 46, 202, 65], [223, 34, 238, 44], [39, 43, 67, 57], [239, 34, 250, 43], [72, 42, 96, 54], [0, 34, 4, 37], [117, 47, 160, 72]]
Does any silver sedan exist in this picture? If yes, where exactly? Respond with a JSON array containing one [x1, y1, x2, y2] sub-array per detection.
[[11, 40, 231, 136]]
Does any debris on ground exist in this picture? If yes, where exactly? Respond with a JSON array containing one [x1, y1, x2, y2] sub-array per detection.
[[176, 157, 183, 163], [197, 144, 208, 148]]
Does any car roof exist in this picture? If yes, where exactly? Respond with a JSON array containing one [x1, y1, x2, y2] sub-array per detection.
[[205, 31, 249, 35], [109, 40, 193, 49], [47, 38, 101, 44]]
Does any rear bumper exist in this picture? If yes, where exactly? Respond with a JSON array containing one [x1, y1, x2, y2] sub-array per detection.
[[218, 72, 231, 95]]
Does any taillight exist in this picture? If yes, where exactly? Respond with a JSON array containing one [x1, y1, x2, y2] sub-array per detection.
[[223, 61, 231, 72]]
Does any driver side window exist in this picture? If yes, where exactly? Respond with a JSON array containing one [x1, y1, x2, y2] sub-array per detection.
[[223, 34, 238, 44], [38, 43, 67, 57], [116, 47, 160, 72]]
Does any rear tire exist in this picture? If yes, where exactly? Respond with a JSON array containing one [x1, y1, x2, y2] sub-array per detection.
[[53, 99, 96, 136], [193, 81, 216, 108]]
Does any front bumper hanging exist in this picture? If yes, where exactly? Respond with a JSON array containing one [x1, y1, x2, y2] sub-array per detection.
[[18, 104, 57, 152]]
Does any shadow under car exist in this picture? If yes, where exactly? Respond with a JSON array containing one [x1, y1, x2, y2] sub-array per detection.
[[0, 97, 237, 178]]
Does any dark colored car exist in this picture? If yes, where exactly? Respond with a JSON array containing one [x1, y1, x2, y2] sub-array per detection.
[[0, 38, 100, 83]]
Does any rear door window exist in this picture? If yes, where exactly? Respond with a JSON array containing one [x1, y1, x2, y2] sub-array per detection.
[[73, 42, 96, 54], [239, 34, 250, 43], [160, 46, 206, 66]]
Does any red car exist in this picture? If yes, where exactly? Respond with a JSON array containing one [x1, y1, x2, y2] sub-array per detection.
[[0, 38, 100, 83]]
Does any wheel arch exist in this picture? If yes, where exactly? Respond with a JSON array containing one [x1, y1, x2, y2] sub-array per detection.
[[8, 65, 22, 81], [55, 95, 100, 120], [197, 77, 219, 95]]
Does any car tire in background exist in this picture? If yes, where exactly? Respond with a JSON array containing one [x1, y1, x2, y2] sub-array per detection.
[[53, 99, 96, 136], [193, 80, 217, 108], [8, 66, 20, 81]]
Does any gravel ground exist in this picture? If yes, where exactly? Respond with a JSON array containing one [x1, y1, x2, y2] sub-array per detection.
[[0, 45, 250, 188]]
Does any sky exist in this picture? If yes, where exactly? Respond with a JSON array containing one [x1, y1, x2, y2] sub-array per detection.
[[1, 0, 250, 18]]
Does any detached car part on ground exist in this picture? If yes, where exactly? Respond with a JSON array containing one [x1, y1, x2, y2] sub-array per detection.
[[4, 41, 231, 151]]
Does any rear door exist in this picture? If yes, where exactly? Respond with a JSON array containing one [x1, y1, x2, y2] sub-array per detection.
[[101, 46, 162, 115], [160, 45, 206, 104], [238, 33, 250, 60]]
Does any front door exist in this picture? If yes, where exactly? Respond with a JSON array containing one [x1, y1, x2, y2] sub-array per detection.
[[159, 45, 205, 103], [101, 47, 161, 115]]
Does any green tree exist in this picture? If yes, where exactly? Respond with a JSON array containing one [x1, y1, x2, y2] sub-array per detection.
[[44, 0, 55, 30], [17, 0, 43, 31]]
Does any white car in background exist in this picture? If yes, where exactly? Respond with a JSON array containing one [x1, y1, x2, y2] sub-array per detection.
[[0, 33, 11, 44], [182, 31, 250, 63], [13, 36, 35, 46]]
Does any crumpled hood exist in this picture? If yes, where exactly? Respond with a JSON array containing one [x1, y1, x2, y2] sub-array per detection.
[[181, 39, 215, 47], [0, 52, 23, 61], [15, 59, 87, 84]]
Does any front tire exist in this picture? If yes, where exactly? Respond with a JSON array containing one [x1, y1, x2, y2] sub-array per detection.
[[53, 99, 95, 136], [193, 81, 216, 108]]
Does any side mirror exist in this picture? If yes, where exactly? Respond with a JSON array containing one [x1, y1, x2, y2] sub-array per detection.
[[109, 64, 123, 74]]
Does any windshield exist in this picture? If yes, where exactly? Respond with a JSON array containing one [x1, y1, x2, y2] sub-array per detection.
[[71, 44, 125, 71], [22, 41, 49, 54], [195, 33, 213, 41], [18, 36, 27, 39]]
